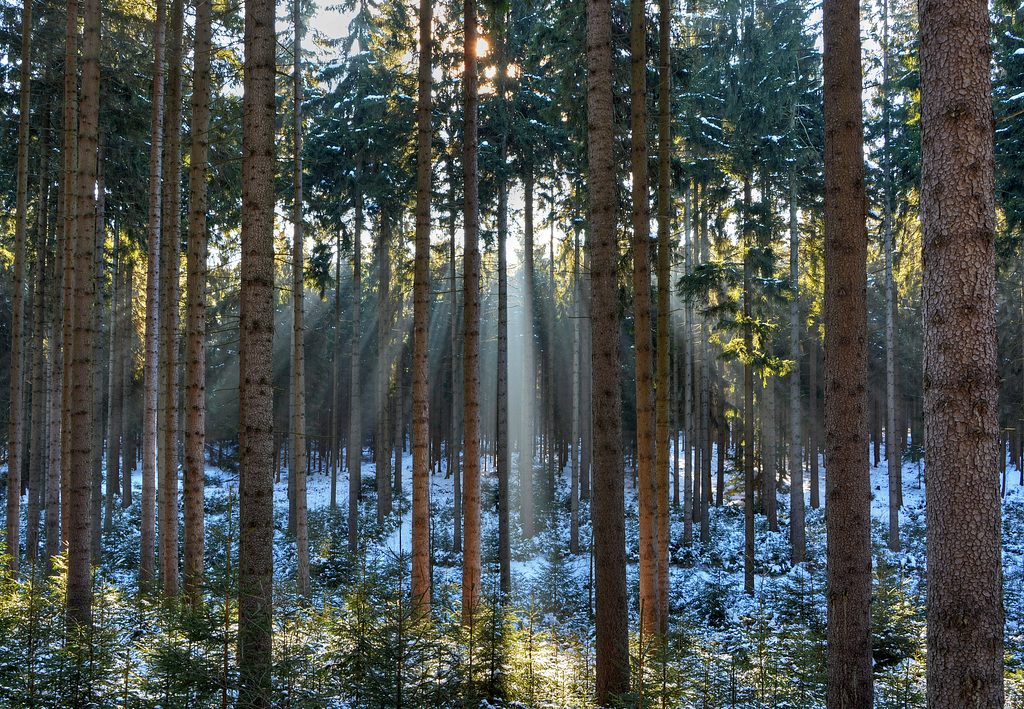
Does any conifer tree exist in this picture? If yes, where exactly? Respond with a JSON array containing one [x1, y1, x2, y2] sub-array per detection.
[[920, 0, 1003, 703], [822, 0, 873, 703]]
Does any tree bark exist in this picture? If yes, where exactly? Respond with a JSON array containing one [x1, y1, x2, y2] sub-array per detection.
[[461, 0, 482, 625], [140, 0, 166, 590], [743, 178, 755, 596], [631, 0, 660, 640], [183, 0, 212, 603], [238, 0, 276, 699], [411, 0, 433, 616], [655, 0, 671, 630], [376, 212, 393, 524], [822, 0, 873, 701], [788, 167, 805, 565], [348, 183, 362, 552], [496, 58, 511, 597], [68, 0, 101, 625], [588, 0, 630, 697], [291, 0, 309, 600], [160, 0, 185, 598], [27, 157, 50, 562], [5, 0, 32, 576], [920, 0, 1003, 702], [521, 168, 535, 534]]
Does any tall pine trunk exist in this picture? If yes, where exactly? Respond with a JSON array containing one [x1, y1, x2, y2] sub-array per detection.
[[631, 0, 660, 640], [376, 212, 393, 523], [742, 178, 755, 596], [237, 0, 276, 698], [461, 0, 482, 625], [183, 0, 212, 602], [496, 69, 511, 597], [588, 0, 630, 696], [348, 183, 362, 553], [410, 0, 433, 615], [822, 0, 873, 701], [655, 0, 671, 630], [291, 0, 309, 600], [160, 0, 185, 597], [520, 169, 535, 535], [920, 0, 1003, 702], [140, 0, 166, 589], [5, 0, 32, 575], [789, 167, 805, 564], [68, 0, 101, 625]]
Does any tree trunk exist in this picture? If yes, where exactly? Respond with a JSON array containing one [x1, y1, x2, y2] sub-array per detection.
[[809, 323, 820, 509], [183, 0, 212, 602], [237, 0, 276, 698], [588, 0, 630, 697], [68, 0, 100, 625], [461, 0, 482, 625], [348, 183, 362, 552], [743, 178, 755, 596], [822, 0, 873, 701], [140, 0, 166, 590], [920, 0, 1003, 702], [630, 0, 660, 640], [570, 229, 581, 557], [160, 0, 185, 598], [5, 0, 32, 576], [410, 0, 432, 616], [376, 211, 393, 523], [90, 139, 105, 562], [45, 187, 64, 573], [121, 263, 134, 508], [496, 58, 511, 597], [104, 226, 118, 534], [699, 199, 711, 544], [332, 228, 341, 509], [521, 168, 535, 533], [291, 0, 309, 600], [763, 372, 777, 532], [655, 0, 671, 630], [27, 96, 52, 565], [682, 189, 693, 543], [789, 167, 805, 564]]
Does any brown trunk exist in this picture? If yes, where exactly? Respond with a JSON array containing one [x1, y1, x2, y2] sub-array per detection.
[[348, 184, 362, 553], [521, 168, 535, 532], [822, 0, 873, 701], [90, 139, 105, 561], [160, 0, 184, 598], [655, 0, 671, 630], [743, 179, 755, 596], [809, 324, 820, 509], [410, 0, 433, 616], [496, 41, 511, 597], [376, 211, 393, 523], [461, 0, 482, 625], [140, 0, 166, 589], [237, 0, 276, 698], [588, 0, 630, 697], [5, 0, 32, 575], [920, 0, 1003, 702], [68, 0, 100, 625], [291, 0, 309, 600], [183, 0, 211, 602], [789, 168, 805, 564], [631, 0, 659, 640]]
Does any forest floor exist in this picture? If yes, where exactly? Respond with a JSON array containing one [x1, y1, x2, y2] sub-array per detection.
[[2, 444, 1023, 707]]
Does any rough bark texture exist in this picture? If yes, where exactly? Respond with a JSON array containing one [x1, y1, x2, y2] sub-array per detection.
[[822, 0, 873, 703], [588, 0, 630, 698], [46, 194, 64, 572], [789, 169, 805, 565], [160, 0, 184, 598], [655, 0, 671, 630], [376, 213, 393, 524], [348, 189, 362, 553], [141, 0, 166, 590], [90, 148, 105, 560], [291, 0, 309, 600], [68, 0, 100, 625], [461, 0, 482, 625], [410, 0, 433, 617], [631, 0, 660, 641], [28, 174, 50, 562], [520, 169, 535, 536], [743, 180, 755, 596], [763, 373, 777, 532], [919, 0, 1003, 703], [238, 0, 276, 699], [6, 0, 32, 576], [497, 126, 511, 597], [183, 0, 212, 602]]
